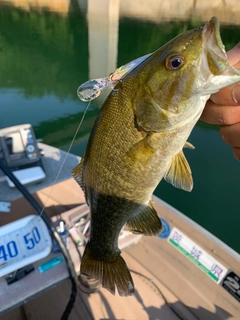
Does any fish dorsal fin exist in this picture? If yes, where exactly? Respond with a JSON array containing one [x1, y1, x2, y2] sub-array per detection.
[[72, 155, 87, 201], [126, 201, 162, 236], [164, 150, 193, 192], [184, 141, 195, 149]]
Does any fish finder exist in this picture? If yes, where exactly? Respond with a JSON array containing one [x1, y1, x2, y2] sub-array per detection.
[[0, 124, 46, 187]]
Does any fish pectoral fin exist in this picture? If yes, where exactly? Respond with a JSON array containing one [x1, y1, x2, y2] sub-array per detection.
[[164, 150, 193, 192], [184, 141, 195, 149], [80, 243, 134, 296], [126, 202, 162, 236]]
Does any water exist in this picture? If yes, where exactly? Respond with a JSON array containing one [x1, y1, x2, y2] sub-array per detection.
[[0, 0, 240, 253]]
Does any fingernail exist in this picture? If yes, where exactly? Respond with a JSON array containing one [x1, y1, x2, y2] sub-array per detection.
[[232, 85, 240, 104]]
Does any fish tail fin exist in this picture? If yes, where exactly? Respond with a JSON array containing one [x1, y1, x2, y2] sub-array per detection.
[[126, 201, 162, 236], [80, 243, 134, 296]]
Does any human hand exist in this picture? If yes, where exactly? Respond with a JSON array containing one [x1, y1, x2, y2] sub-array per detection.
[[201, 43, 240, 160]]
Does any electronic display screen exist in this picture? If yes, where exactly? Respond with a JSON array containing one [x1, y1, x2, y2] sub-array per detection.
[[5, 132, 25, 160]]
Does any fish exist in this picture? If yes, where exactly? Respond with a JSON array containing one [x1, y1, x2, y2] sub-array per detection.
[[72, 17, 240, 296]]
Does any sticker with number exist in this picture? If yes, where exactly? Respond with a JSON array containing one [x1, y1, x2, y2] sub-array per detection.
[[221, 270, 240, 302]]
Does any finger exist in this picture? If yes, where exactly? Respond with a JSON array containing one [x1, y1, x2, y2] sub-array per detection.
[[232, 147, 240, 161], [227, 43, 240, 66], [201, 101, 240, 125], [220, 123, 240, 147], [209, 44, 240, 106], [210, 84, 240, 106]]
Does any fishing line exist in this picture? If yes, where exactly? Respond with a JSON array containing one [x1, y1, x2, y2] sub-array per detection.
[[130, 269, 186, 320], [40, 100, 91, 217]]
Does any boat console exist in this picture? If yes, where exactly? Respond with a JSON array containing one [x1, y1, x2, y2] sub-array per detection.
[[0, 124, 46, 187]]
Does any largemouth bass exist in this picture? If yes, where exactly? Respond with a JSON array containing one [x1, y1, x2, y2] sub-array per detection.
[[73, 17, 240, 296]]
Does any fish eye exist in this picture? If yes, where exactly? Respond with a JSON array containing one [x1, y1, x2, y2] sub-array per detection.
[[166, 56, 184, 70]]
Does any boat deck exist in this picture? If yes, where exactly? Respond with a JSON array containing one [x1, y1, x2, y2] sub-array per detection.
[[0, 179, 188, 320], [0, 144, 239, 320]]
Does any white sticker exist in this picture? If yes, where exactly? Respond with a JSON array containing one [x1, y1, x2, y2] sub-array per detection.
[[168, 227, 228, 283], [0, 201, 11, 212]]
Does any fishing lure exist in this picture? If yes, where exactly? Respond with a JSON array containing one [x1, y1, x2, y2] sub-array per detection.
[[77, 53, 152, 102]]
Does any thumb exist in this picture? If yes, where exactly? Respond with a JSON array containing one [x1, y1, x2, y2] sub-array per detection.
[[210, 43, 240, 106], [227, 43, 240, 66]]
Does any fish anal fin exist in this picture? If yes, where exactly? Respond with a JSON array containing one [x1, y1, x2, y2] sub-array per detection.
[[80, 243, 134, 296], [164, 150, 193, 192], [126, 202, 162, 236]]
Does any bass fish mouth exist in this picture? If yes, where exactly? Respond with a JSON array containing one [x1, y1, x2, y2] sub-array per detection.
[[202, 17, 229, 75], [203, 17, 225, 53]]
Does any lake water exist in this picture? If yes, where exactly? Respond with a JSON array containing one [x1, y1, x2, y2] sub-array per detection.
[[0, 0, 240, 252]]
